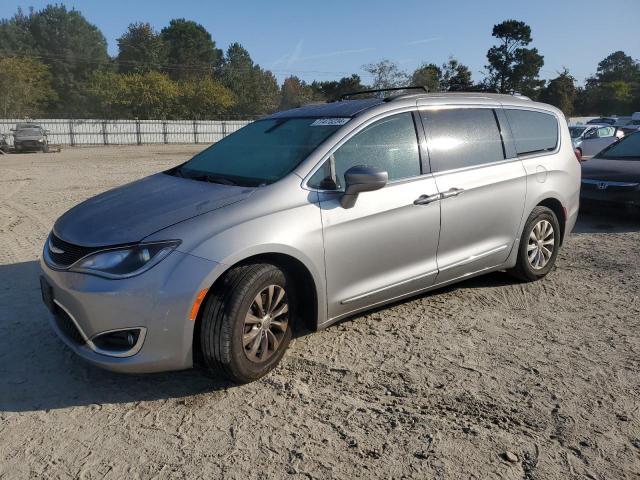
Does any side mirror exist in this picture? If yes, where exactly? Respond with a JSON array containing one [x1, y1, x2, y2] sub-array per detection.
[[340, 165, 388, 209]]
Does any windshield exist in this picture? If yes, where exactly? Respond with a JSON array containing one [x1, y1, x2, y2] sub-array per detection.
[[569, 126, 587, 138], [173, 118, 347, 186], [598, 132, 640, 160]]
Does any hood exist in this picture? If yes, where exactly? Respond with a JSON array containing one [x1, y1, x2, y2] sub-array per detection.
[[53, 172, 255, 247], [581, 158, 640, 183]]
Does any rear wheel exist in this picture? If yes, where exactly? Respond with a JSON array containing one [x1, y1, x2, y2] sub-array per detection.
[[509, 206, 560, 282], [199, 263, 293, 383]]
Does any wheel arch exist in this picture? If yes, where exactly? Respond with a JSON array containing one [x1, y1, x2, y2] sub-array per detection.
[[536, 197, 566, 244], [192, 251, 321, 365]]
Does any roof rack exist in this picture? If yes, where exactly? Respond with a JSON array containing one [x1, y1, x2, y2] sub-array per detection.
[[339, 86, 428, 101]]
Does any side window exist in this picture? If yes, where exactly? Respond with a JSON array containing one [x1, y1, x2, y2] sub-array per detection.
[[597, 126, 615, 138], [421, 108, 505, 172], [308, 112, 420, 190], [505, 109, 559, 155], [583, 128, 597, 140]]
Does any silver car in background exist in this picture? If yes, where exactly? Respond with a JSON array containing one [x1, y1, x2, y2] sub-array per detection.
[[40, 91, 580, 383], [570, 124, 622, 160]]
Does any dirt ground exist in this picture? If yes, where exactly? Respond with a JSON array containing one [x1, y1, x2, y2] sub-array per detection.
[[0, 146, 638, 479]]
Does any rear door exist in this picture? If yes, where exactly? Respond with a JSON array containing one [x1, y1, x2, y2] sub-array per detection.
[[419, 105, 526, 283]]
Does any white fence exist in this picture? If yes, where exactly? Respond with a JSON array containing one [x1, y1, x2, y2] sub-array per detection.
[[0, 119, 253, 146]]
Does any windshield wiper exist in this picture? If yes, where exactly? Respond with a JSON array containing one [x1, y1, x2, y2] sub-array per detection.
[[200, 175, 237, 186], [169, 167, 237, 185]]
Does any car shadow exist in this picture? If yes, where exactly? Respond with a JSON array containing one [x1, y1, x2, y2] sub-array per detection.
[[0, 260, 233, 413], [573, 205, 639, 234]]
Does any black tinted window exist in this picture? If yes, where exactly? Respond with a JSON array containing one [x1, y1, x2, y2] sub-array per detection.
[[505, 109, 558, 155], [309, 112, 420, 190], [421, 108, 504, 172]]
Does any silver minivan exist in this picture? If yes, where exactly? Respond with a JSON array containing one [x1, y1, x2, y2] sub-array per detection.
[[40, 91, 580, 383]]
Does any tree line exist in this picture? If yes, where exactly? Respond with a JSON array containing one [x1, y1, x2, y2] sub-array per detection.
[[1, 5, 639, 119]]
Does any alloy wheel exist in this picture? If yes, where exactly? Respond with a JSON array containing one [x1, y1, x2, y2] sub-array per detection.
[[527, 219, 555, 270], [242, 285, 289, 363]]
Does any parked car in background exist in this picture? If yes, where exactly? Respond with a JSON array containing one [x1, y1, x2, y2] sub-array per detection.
[[570, 124, 622, 160], [581, 131, 640, 212], [586, 117, 617, 125], [0, 133, 9, 153], [12, 123, 49, 152], [40, 91, 580, 383], [612, 116, 632, 126]]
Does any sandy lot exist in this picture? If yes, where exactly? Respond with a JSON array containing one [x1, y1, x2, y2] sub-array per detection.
[[0, 146, 638, 479]]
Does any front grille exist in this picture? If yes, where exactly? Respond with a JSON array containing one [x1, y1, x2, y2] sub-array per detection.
[[53, 307, 86, 345], [48, 234, 100, 267]]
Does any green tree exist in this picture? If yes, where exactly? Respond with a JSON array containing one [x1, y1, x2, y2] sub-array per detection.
[[485, 20, 544, 97], [117, 22, 166, 73], [311, 74, 365, 102], [220, 43, 279, 116], [177, 77, 235, 118], [539, 68, 577, 116], [0, 7, 36, 56], [594, 51, 640, 84], [279, 76, 320, 110], [577, 51, 640, 115], [87, 71, 179, 119], [441, 57, 474, 91], [25, 5, 109, 115], [363, 60, 408, 90], [160, 19, 222, 79], [410, 63, 441, 92], [0, 56, 56, 117]]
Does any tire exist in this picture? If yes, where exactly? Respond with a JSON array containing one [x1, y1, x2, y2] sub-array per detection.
[[42, 143, 49, 153], [509, 206, 561, 282], [200, 263, 294, 383], [15, 144, 22, 153]]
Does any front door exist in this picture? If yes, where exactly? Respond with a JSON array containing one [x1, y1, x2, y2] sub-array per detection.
[[309, 112, 441, 320]]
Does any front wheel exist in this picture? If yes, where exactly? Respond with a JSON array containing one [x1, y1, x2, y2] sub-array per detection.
[[509, 206, 561, 282], [199, 263, 293, 383]]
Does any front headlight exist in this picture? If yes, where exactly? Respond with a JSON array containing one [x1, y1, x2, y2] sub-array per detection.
[[70, 241, 180, 279]]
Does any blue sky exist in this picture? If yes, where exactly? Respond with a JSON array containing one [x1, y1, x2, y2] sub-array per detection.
[[4, 0, 640, 85]]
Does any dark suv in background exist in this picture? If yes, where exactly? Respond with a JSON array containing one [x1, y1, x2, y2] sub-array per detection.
[[12, 123, 49, 152]]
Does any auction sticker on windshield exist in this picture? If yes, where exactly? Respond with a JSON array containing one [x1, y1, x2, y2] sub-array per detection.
[[311, 118, 350, 126]]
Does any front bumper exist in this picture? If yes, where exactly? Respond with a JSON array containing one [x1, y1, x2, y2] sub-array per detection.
[[580, 179, 640, 209], [40, 250, 220, 373], [16, 140, 45, 150]]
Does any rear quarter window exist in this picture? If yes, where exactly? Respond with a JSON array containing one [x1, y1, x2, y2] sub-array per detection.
[[505, 109, 558, 156]]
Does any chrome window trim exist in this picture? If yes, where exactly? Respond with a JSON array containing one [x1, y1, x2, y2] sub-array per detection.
[[431, 156, 522, 178]]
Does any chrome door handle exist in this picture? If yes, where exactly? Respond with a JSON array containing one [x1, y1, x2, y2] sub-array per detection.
[[440, 187, 464, 199], [413, 193, 441, 205]]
